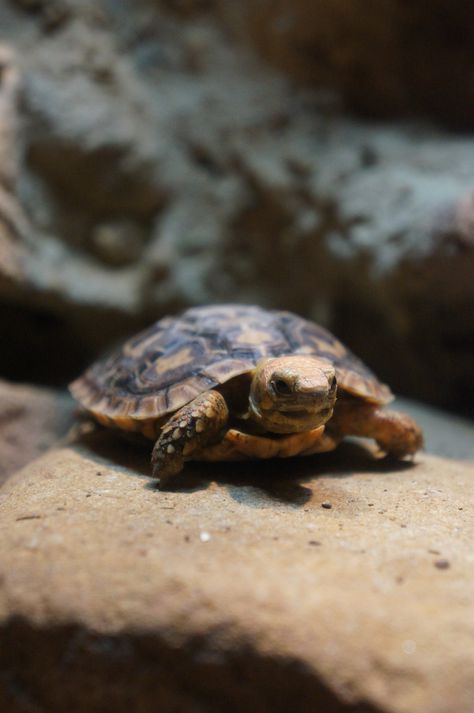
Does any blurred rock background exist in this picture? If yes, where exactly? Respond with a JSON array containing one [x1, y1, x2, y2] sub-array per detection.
[[1, 0, 474, 412], [1, 6, 474, 709]]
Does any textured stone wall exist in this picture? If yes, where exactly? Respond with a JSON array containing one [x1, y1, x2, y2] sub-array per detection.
[[0, 0, 474, 411], [219, 0, 474, 126]]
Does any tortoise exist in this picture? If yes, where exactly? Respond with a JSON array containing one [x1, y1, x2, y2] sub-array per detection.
[[70, 304, 423, 488]]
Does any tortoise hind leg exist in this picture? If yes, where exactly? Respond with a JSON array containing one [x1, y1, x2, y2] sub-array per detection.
[[151, 390, 229, 488], [329, 402, 423, 457]]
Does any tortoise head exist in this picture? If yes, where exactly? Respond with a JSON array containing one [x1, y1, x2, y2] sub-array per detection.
[[249, 355, 337, 434]]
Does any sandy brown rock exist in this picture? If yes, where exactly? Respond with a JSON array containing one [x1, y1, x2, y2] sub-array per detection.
[[0, 425, 473, 712], [0, 379, 74, 485]]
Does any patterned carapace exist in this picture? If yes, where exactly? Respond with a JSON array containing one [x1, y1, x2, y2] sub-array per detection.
[[70, 305, 392, 432]]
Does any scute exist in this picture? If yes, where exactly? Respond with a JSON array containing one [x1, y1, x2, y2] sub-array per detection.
[[70, 304, 392, 425]]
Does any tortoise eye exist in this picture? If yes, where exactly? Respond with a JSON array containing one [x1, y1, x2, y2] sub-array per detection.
[[271, 378, 292, 395]]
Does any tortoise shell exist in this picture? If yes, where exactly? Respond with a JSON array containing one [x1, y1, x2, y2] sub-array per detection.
[[70, 304, 392, 430]]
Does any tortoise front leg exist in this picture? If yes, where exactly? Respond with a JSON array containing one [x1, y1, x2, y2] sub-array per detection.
[[151, 390, 228, 487], [197, 425, 327, 461], [330, 402, 423, 457]]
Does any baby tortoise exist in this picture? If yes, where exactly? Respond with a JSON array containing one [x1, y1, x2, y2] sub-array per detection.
[[70, 304, 423, 488]]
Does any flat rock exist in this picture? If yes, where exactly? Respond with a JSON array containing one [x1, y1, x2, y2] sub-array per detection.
[[0, 421, 473, 712], [0, 379, 75, 486]]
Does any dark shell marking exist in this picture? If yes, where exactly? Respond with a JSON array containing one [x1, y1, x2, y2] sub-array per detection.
[[70, 305, 392, 427]]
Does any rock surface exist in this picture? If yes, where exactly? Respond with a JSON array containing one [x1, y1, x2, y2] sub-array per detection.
[[0, 407, 473, 712], [0, 44, 27, 284], [0, 379, 75, 486], [0, 3, 473, 410], [221, 0, 474, 127]]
